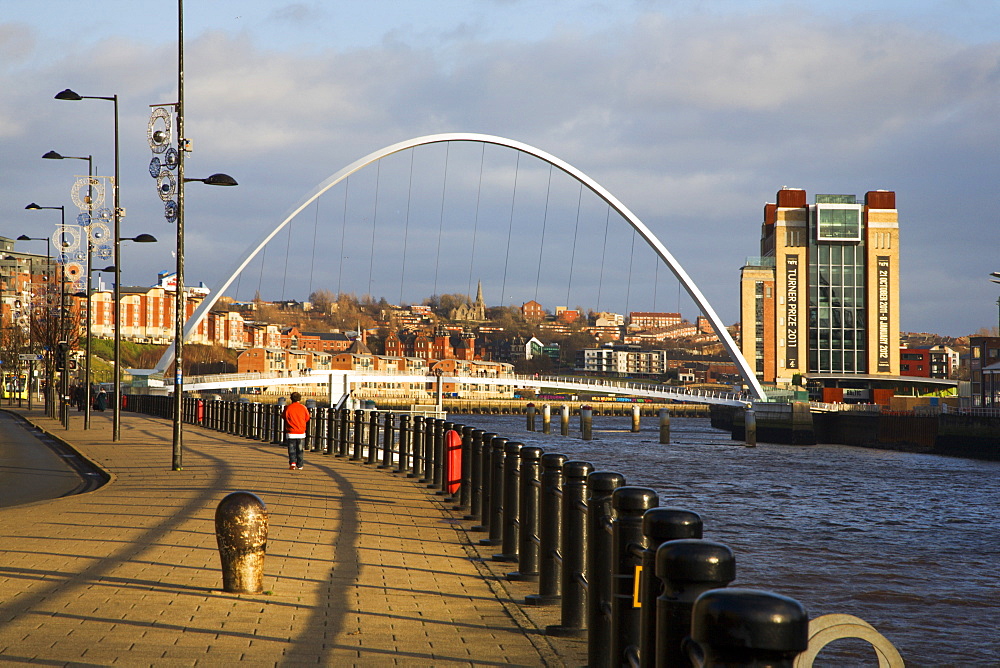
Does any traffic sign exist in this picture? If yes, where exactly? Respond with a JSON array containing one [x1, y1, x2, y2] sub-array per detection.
[[18, 354, 44, 362]]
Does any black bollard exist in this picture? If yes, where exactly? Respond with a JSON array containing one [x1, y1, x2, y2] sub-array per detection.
[[587, 471, 627, 668], [410, 415, 425, 478], [507, 445, 543, 582], [351, 409, 364, 460], [337, 408, 350, 457], [610, 487, 659, 667], [325, 407, 335, 455], [638, 508, 704, 668], [435, 421, 452, 494], [480, 436, 507, 546], [396, 414, 410, 473], [546, 460, 594, 637], [526, 452, 566, 605], [685, 588, 808, 667], [526, 402, 536, 431], [215, 491, 268, 594], [656, 539, 736, 668], [455, 425, 474, 509], [420, 415, 435, 483], [471, 431, 496, 531], [366, 410, 379, 464], [465, 429, 485, 522], [493, 441, 522, 562], [380, 412, 394, 469], [273, 398, 287, 445]]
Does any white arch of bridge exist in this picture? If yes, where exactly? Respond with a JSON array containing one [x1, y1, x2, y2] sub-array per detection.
[[147, 133, 766, 401]]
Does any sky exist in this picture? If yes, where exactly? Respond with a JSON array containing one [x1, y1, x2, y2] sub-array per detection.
[[2, 0, 999, 337]]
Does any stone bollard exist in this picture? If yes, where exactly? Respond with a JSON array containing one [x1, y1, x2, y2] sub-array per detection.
[[610, 487, 659, 667], [587, 471, 627, 668], [685, 588, 808, 667], [546, 460, 594, 638], [526, 403, 536, 431], [637, 508, 704, 667], [580, 406, 593, 441], [215, 491, 268, 594], [507, 445, 543, 582], [542, 404, 552, 434], [745, 408, 757, 447], [656, 539, 736, 668], [493, 441, 523, 562], [659, 408, 670, 445], [560, 404, 570, 436], [526, 452, 566, 605], [632, 404, 642, 433], [480, 436, 507, 545]]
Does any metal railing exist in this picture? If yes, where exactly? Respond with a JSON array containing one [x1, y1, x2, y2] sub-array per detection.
[[122, 395, 900, 667]]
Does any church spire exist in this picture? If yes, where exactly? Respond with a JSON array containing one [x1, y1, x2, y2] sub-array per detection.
[[476, 280, 484, 306]]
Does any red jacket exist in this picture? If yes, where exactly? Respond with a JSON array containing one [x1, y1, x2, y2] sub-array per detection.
[[282, 402, 310, 435]]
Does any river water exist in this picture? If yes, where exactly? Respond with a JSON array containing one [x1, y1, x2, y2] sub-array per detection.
[[446, 413, 998, 666]]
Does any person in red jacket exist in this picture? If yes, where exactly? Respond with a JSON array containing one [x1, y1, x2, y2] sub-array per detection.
[[282, 392, 311, 470]]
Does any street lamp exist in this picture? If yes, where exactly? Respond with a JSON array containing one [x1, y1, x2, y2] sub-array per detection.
[[16, 234, 52, 415], [43, 150, 97, 428], [25, 203, 68, 427], [160, 0, 238, 471], [54, 88, 125, 441]]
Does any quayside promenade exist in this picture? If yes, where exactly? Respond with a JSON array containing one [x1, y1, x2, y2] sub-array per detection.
[[0, 408, 585, 666]]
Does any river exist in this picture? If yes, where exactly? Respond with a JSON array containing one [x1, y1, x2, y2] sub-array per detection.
[[446, 413, 998, 666]]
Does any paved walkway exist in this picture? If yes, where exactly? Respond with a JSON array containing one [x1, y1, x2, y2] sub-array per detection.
[[0, 408, 585, 666]]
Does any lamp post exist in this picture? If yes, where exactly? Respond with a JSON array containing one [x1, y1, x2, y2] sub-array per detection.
[[54, 88, 124, 441], [16, 234, 52, 415], [43, 150, 96, 428], [25, 203, 68, 427], [158, 0, 238, 471]]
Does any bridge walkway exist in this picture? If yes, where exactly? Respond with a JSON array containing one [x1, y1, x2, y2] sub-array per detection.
[[0, 408, 584, 666]]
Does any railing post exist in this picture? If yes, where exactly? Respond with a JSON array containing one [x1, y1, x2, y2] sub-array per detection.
[[493, 441, 522, 562], [526, 452, 566, 605], [464, 429, 485, 522], [337, 408, 350, 457], [456, 425, 474, 510], [655, 539, 736, 668], [480, 436, 507, 546], [686, 589, 808, 667], [410, 415, 425, 479], [546, 460, 593, 638], [396, 414, 410, 473], [587, 471, 626, 668], [610, 487, 659, 667], [638, 508, 703, 667], [507, 445, 542, 582], [365, 410, 379, 464], [352, 409, 364, 460], [433, 420, 449, 493]]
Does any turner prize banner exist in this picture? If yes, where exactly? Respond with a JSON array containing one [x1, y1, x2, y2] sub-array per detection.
[[785, 255, 799, 370], [877, 256, 891, 372]]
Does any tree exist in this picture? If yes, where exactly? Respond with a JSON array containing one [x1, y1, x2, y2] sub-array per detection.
[[309, 289, 336, 314]]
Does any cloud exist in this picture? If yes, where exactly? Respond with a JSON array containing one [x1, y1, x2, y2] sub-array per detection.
[[2, 6, 999, 336]]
